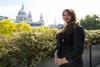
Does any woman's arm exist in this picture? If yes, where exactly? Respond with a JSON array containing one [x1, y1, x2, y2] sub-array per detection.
[[65, 26, 85, 63], [55, 33, 64, 58]]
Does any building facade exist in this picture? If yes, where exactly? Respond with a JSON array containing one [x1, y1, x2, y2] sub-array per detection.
[[16, 4, 44, 26]]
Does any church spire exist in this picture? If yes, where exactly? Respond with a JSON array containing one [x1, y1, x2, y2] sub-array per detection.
[[39, 13, 44, 25], [28, 11, 33, 23], [54, 17, 57, 25], [22, 4, 24, 9], [40, 13, 43, 20], [28, 11, 32, 18]]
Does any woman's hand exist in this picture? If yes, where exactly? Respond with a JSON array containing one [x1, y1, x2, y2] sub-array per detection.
[[54, 57, 69, 65], [54, 55, 61, 65], [55, 58, 62, 65], [61, 57, 69, 64], [54, 53, 62, 65]]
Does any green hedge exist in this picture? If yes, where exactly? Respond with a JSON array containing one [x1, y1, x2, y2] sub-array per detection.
[[0, 26, 57, 67], [85, 30, 100, 47], [0, 27, 100, 67]]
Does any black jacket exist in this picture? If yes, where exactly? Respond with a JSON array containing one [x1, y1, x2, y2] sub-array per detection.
[[55, 26, 85, 63]]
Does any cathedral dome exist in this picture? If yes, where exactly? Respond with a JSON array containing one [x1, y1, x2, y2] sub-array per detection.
[[18, 9, 27, 15], [17, 4, 27, 18]]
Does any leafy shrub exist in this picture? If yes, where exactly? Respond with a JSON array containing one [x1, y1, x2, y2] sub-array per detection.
[[0, 26, 100, 67], [0, 19, 33, 36], [0, 26, 58, 67], [85, 30, 100, 47]]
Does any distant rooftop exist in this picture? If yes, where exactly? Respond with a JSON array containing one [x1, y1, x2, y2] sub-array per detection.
[[0, 16, 9, 20]]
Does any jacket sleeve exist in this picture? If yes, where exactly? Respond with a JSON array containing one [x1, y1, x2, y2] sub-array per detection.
[[55, 33, 64, 58], [65, 27, 85, 63]]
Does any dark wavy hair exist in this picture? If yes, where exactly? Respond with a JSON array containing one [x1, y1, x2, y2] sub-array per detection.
[[59, 9, 79, 34]]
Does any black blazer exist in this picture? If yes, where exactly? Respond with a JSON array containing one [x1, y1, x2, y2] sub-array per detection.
[[55, 26, 85, 63]]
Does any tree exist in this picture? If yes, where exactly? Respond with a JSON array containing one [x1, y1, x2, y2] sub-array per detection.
[[0, 19, 33, 36], [80, 14, 100, 30]]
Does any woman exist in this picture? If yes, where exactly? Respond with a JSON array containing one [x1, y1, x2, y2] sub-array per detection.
[[54, 9, 85, 67]]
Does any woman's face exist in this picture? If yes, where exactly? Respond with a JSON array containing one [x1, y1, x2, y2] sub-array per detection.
[[62, 11, 72, 24]]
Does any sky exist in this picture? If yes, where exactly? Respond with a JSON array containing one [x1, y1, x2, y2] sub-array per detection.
[[0, 0, 100, 25]]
